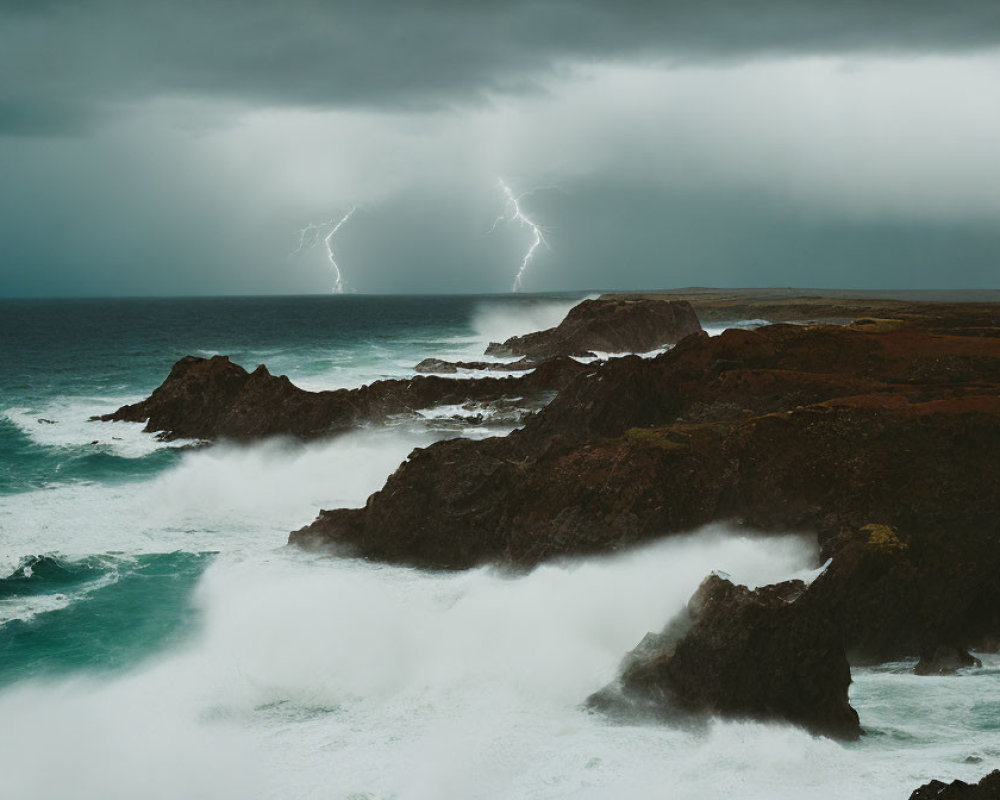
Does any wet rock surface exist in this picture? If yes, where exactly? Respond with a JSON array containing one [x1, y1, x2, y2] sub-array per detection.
[[914, 646, 983, 676], [587, 575, 861, 740], [484, 298, 702, 360]]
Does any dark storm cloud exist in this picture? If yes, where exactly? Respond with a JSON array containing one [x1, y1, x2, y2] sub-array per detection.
[[3, 0, 1000, 134]]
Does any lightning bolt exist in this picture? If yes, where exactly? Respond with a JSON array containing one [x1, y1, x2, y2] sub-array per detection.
[[492, 178, 547, 293], [292, 207, 358, 294]]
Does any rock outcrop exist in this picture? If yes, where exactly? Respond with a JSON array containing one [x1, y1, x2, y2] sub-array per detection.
[[291, 323, 1000, 661], [805, 524, 1000, 666], [587, 575, 861, 740], [909, 770, 1000, 799], [94, 353, 592, 441], [484, 298, 702, 360]]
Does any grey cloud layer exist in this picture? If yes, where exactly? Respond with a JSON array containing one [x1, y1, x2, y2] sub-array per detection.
[[3, 3, 999, 296], [4, 0, 1000, 134]]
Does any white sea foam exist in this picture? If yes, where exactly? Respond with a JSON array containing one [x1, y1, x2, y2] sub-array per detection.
[[3, 398, 194, 457], [0, 565, 120, 627], [0, 528, 812, 799], [469, 296, 596, 353], [702, 319, 772, 337], [1, 527, 996, 799], [3, 301, 996, 799], [0, 429, 434, 564]]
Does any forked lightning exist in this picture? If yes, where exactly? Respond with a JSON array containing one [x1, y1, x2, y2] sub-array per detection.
[[492, 178, 547, 292], [293, 207, 358, 293]]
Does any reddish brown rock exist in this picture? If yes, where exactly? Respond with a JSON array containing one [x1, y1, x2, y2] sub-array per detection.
[[291, 323, 1000, 661], [484, 298, 702, 360]]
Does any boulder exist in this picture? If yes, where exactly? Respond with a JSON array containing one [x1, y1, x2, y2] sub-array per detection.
[[914, 646, 982, 676], [586, 575, 861, 740]]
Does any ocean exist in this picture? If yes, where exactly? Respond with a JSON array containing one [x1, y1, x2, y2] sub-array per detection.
[[0, 294, 997, 799]]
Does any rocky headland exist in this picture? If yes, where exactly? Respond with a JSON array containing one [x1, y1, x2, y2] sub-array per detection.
[[288, 293, 1000, 747]]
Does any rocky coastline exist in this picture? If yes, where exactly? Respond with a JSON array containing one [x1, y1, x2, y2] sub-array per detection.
[[97, 292, 1000, 788], [95, 297, 698, 441]]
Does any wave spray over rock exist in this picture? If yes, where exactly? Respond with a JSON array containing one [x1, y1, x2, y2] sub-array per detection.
[[7, 293, 1000, 798]]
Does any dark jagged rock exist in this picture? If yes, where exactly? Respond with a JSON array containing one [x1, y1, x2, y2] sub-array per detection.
[[94, 354, 592, 441], [909, 770, 1000, 799], [291, 323, 1000, 660], [484, 298, 702, 360], [587, 575, 861, 740]]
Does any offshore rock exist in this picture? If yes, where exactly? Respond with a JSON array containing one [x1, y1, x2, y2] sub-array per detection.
[[587, 575, 861, 740], [94, 354, 592, 441], [914, 646, 982, 676], [909, 770, 1000, 799], [484, 298, 702, 360]]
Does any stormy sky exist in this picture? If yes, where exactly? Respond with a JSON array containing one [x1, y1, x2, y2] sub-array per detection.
[[2, 1, 1000, 296]]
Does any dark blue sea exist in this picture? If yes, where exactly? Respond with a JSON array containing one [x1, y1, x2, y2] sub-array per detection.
[[0, 294, 996, 799]]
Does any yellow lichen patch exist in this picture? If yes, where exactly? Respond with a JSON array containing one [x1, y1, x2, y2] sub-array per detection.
[[623, 423, 731, 452], [861, 523, 908, 553]]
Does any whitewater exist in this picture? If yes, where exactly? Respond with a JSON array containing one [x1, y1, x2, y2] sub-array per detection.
[[1, 295, 997, 800]]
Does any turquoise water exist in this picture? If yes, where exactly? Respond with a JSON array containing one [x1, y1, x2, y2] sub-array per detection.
[[0, 295, 560, 494], [0, 295, 997, 799], [0, 294, 582, 684], [0, 551, 212, 683]]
